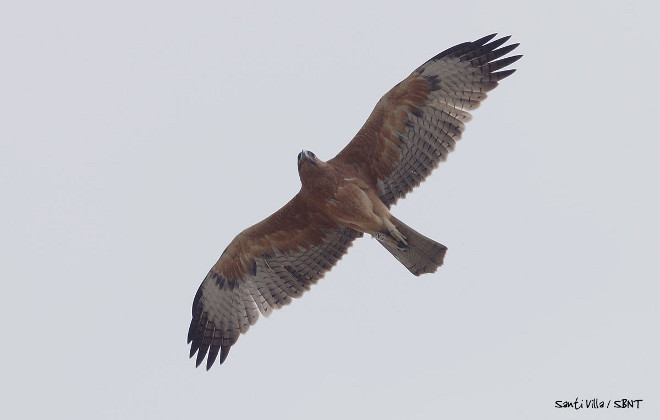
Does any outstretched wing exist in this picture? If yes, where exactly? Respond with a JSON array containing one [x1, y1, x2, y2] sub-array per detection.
[[331, 34, 521, 207], [188, 193, 362, 369]]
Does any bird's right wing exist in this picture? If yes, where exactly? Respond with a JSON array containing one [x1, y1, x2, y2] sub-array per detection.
[[188, 193, 362, 370]]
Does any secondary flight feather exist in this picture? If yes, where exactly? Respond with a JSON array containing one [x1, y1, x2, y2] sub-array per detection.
[[188, 34, 521, 369]]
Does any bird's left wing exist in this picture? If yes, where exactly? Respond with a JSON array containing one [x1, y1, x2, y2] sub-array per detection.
[[331, 34, 521, 207], [188, 193, 362, 369]]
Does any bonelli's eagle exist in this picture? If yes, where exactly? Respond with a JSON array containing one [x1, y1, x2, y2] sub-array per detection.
[[188, 34, 521, 369]]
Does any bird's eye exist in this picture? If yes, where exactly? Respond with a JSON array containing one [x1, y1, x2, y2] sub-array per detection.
[[309, 152, 316, 159]]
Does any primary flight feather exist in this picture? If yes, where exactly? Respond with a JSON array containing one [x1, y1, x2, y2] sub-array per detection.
[[188, 34, 521, 369]]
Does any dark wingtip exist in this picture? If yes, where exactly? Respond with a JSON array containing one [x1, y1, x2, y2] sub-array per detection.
[[494, 69, 517, 80], [474, 33, 498, 45], [187, 321, 196, 344], [203, 345, 231, 370], [482, 35, 510, 52], [220, 346, 231, 365], [431, 33, 517, 62], [195, 344, 209, 367], [508, 54, 523, 64], [487, 55, 523, 73], [189, 342, 199, 358], [206, 345, 220, 370]]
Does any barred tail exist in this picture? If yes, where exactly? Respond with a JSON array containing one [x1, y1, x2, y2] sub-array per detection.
[[379, 217, 447, 276]]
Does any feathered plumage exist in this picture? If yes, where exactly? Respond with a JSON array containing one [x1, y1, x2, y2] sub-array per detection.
[[188, 34, 521, 369]]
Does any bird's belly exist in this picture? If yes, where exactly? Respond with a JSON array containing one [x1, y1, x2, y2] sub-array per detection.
[[324, 183, 388, 234]]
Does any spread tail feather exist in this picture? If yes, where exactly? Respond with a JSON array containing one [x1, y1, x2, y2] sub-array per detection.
[[378, 217, 447, 276]]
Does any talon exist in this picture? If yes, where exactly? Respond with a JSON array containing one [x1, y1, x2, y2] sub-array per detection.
[[374, 231, 408, 252], [390, 227, 408, 246]]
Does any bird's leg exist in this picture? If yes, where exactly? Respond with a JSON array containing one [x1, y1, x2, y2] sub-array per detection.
[[374, 231, 409, 252], [374, 219, 409, 252], [384, 218, 407, 245]]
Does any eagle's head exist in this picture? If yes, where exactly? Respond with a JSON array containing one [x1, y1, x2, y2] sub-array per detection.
[[297, 150, 318, 170]]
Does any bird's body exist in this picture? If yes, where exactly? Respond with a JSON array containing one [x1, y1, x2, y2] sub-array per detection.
[[188, 34, 521, 369], [299, 153, 397, 243]]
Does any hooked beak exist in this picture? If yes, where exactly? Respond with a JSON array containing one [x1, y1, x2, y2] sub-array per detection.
[[301, 150, 315, 159], [297, 150, 317, 168]]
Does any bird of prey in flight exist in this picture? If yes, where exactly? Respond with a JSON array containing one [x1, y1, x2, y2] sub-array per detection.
[[188, 34, 521, 369]]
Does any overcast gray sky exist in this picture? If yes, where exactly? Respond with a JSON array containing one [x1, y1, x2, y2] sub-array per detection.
[[2, 1, 659, 419]]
